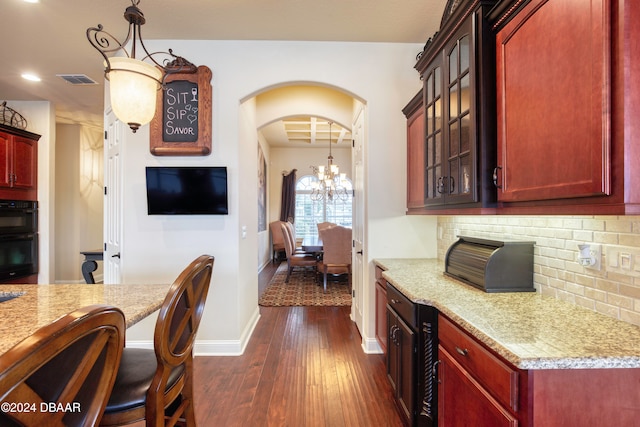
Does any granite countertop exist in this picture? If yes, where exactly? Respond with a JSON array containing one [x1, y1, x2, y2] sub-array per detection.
[[0, 283, 171, 355], [375, 258, 640, 370]]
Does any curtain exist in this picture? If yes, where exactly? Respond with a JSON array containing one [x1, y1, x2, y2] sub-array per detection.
[[280, 169, 297, 222]]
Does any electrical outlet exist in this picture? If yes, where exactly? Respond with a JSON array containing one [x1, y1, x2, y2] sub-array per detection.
[[577, 244, 601, 270]]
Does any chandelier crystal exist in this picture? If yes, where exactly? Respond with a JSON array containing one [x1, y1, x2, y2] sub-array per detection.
[[309, 121, 349, 201]]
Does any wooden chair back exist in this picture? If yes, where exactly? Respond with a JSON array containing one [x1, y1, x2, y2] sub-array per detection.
[[149, 254, 214, 424], [0, 305, 125, 427]]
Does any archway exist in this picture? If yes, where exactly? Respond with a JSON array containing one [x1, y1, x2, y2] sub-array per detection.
[[244, 82, 367, 336]]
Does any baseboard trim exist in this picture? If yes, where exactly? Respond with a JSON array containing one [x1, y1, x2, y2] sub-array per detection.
[[125, 306, 262, 356], [362, 337, 383, 354]]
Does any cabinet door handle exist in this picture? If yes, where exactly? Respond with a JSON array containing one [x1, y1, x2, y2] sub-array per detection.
[[390, 298, 401, 305], [455, 346, 469, 357], [437, 177, 444, 194], [433, 360, 441, 384], [493, 166, 502, 189], [390, 325, 400, 345]]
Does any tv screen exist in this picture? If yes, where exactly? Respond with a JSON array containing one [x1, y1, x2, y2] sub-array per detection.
[[145, 167, 228, 215]]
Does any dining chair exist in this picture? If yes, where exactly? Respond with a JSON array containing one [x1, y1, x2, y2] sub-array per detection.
[[282, 220, 313, 254], [317, 225, 352, 292], [269, 221, 286, 263], [100, 254, 215, 427], [281, 222, 317, 283], [316, 221, 336, 234], [0, 304, 126, 427]]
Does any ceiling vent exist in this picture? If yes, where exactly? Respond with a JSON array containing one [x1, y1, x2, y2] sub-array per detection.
[[56, 74, 98, 85]]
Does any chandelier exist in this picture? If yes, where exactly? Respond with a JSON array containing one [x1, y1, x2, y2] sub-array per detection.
[[86, 0, 197, 132], [309, 121, 349, 201]]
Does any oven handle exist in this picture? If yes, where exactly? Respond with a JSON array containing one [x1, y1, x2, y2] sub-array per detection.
[[0, 233, 36, 241]]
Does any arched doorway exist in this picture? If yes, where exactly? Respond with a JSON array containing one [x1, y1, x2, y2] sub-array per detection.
[[244, 83, 367, 336]]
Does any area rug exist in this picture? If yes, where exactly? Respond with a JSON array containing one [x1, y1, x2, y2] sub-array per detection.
[[259, 263, 351, 307]]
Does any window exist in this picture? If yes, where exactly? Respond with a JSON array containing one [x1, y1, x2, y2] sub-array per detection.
[[294, 175, 353, 239]]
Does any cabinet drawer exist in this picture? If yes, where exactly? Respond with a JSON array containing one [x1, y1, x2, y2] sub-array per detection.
[[438, 314, 518, 412], [386, 283, 416, 329]]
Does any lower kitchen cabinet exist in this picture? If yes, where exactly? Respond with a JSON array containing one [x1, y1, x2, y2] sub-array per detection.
[[438, 314, 517, 426], [387, 283, 438, 427], [387, 304, 415, 423], [375, 266, 388, 353], [437, 313, 640, 426], [438, 346, 517, 427]]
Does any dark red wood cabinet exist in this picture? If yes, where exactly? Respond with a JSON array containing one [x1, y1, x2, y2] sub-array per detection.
[[495, 0, 610, 203], [403, 92, 426, 212], [438, 313, 640, 427], [492, 0, 640, 214], [374, 266, 388, 354], [0, 124, 40, 201], [405, 0, 640, 215]]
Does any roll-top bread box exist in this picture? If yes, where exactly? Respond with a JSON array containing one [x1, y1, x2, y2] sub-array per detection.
[[445, 236, 535, 292]]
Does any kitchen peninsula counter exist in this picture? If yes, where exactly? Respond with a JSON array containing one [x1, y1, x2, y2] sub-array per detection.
[[374, 258, 640, 370], [0, 283, 171, 355]]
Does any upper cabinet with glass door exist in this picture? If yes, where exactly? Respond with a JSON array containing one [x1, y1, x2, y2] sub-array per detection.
[[409, 0, 498, 213]]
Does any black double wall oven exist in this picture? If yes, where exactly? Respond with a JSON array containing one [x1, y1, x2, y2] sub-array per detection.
[[0, 200, 38, 282]]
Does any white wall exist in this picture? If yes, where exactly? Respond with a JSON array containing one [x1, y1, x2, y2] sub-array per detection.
[[54, 124, 103, 282], [117, 40, 438, 353]]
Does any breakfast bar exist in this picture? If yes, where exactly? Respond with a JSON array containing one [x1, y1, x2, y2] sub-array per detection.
[[0, 283, 171, 355]]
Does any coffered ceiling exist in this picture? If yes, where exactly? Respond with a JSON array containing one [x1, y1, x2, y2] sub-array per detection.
[[261, 117, 352, 148], [1, 0, 446, 132]]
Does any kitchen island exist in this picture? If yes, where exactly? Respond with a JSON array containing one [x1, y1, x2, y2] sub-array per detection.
[[0, 283, 171, 355], [376, 258, 640, 427]]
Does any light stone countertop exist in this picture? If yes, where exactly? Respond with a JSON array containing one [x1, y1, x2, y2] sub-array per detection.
[[0, 283, 171, 355], [375, 258, 640, 370]]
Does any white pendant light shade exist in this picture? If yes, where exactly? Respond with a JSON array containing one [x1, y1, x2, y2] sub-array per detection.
[[108, 57, 162, 132]]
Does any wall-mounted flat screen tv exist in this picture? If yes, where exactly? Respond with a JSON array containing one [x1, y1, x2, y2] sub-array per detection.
[[145, 166, 228, 215]]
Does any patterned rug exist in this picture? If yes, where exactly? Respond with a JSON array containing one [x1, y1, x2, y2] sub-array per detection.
[[259, 263, 352, 307]]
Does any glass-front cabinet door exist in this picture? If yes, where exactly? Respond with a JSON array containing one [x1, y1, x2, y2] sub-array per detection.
[[424, 18, 476, 207], [424, 58, 443, 205], [445, 28, 476, 204], [415, 0, 498, 211]]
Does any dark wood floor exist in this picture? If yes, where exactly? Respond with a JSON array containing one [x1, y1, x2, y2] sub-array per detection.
[[131, 262, 404, 426]]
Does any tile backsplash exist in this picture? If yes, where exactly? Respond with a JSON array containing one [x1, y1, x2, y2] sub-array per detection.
[[437, 216, 640, 326]]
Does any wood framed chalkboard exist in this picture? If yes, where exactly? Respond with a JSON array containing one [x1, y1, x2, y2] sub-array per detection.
[[150, 65, 212, 156]]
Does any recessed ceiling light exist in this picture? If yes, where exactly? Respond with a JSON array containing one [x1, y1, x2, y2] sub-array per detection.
[[23, 0, 40, 3], [21, 73, 41, 82]]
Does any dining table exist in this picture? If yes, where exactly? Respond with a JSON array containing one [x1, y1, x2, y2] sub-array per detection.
[[301, 236, 323, 253], [0, 283, 171, 356]]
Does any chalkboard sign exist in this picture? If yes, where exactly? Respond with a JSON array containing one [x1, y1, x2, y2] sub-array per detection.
[[162, 80, 199, 142], [150, 65, 212, 156]]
